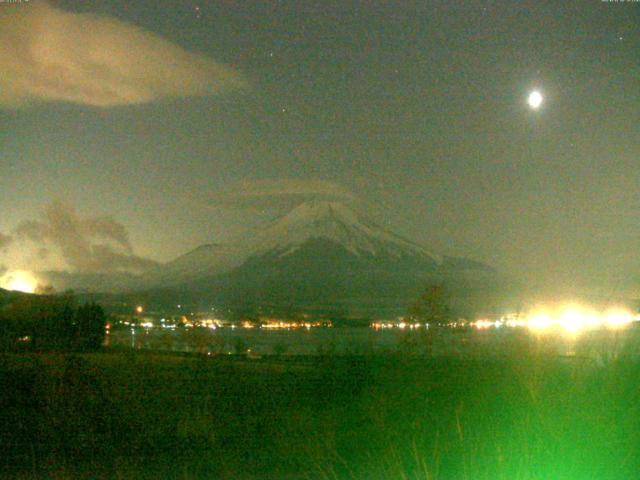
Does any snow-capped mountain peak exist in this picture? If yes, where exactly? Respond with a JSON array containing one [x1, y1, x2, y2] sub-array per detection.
[[150, 201, 447, 286], [246, 201, 440, 261]]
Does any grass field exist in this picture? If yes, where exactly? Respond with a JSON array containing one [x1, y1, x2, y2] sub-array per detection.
[[2, 337, 640, 479]]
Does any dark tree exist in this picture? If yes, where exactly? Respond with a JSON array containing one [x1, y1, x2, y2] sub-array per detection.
[[74, 303, 107, 351], [0, 292, 107, 352], [409, 284, 451, 325], [36, 294, 76, 350]]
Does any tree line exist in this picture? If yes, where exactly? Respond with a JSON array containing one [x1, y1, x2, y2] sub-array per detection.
[[0, 293, 106, 352]]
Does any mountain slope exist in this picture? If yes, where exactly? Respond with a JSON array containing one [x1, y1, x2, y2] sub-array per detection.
[[150, 201, 448, 286], [247, 201, 441, 261], [143, 243, 242, 285], [143, 201, 496, 316]]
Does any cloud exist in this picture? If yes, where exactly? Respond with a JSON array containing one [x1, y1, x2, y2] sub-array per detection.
[[0, 2, 246, 107], [14, 200, 157, 273], [0, 233, 12, 251], [211, 179, 357, 210]]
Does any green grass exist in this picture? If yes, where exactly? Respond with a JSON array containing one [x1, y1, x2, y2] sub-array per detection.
[[1, 343, 640, 479]]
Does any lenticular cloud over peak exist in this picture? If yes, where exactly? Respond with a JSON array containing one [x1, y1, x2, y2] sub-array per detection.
[[0, 1, 246, 108]]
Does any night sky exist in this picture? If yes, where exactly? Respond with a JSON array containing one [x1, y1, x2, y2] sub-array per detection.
[[0, 0, 638, 295]]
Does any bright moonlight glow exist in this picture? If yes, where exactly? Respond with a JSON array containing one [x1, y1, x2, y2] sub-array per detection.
[[0, 270, 38, 294], [528, 90, 543, 109]]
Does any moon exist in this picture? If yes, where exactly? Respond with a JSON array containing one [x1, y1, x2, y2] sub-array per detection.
[[527, 90, 543, 109]]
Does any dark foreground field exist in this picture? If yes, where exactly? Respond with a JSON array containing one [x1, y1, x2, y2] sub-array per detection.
[[2, 340, 640, 479]]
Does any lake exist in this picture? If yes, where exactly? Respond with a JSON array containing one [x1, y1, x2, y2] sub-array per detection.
[[105, 324, 640, 360]]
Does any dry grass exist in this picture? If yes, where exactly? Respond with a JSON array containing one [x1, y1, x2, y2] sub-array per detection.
[[1, 340, 640, 479]]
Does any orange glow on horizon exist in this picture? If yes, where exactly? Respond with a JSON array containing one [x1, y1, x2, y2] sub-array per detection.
[[0, 270, 39, 294]]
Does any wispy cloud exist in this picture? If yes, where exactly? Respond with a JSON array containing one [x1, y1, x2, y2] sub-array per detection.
[[0, 2, 246, 108], [14, 200, 157, 273], [0, 232, 11, 251], [211, 179, 357, 210]]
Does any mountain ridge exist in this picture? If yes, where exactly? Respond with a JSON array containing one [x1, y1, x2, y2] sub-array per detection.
[[134, 201, 497, 316], [150, 200, 456, 287], [35, 201, 500, 316]]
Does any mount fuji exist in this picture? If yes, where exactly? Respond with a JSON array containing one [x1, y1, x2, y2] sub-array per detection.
[[142, 201, 496, 316], [150, 201, 443, 283]]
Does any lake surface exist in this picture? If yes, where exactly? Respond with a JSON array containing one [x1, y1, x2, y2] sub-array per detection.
[[106, 325, 640, 359]]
